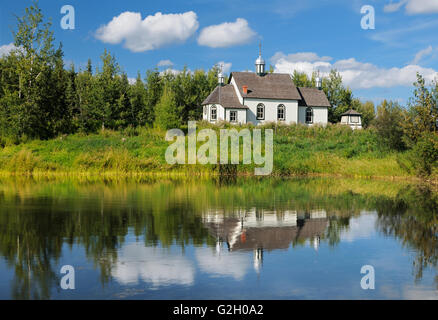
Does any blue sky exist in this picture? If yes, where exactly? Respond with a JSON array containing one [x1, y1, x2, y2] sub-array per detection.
[[1, 0, 438, 105]]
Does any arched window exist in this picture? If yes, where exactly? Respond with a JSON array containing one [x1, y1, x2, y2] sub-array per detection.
[[257, 103, 265, 120], [277, 104, 285, 121], [305, 107, 313, 124], [211, 105, 217, 121]]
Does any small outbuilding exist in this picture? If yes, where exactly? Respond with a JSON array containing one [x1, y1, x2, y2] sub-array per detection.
[[340, 109, 362, 130]]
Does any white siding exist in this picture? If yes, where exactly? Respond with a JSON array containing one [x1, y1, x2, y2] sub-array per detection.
[[244, 98, 298, 125], [225, 109, 247, 124], [298, 106, 328, 125], [204, 104, 225, 122]]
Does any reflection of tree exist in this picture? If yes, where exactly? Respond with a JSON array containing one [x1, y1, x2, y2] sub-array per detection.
[[0, 181, 213, 299], [375, 185, 438, 285], [0, 178, 437, 298]]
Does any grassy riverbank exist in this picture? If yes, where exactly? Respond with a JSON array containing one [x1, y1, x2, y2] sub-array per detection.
[[0, 123, 432, 180]]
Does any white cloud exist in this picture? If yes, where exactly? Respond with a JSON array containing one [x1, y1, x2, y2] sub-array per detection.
[[384, 1, 408, 13], [216, 61, 232, 74], [411, 45, 433, 64], [128, 77, 137, 85], [271, 52, 332, 63], [159, 68, 191, 76], [272, 51, 438, 89], [384, 0, 438, 14], [0, 43, 18, 57], [197, 18, 257, 48], [157, 59, 174, 67], [369, 20, 438, 45], [112, 243, 194, 287], [95, 11, 199, 52]]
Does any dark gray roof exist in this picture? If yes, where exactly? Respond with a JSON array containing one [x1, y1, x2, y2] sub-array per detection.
[[230, 72, 302, 100], [297, 87, 331, 107], [341, 109, 362, 116], [201, 84, 248, 109]]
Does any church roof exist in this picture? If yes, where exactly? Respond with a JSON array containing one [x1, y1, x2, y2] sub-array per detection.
[[202, 72, 332, 108], [230, 72, 302, 100], [202, 84, 248, 109], [297, 87, 331, 107]]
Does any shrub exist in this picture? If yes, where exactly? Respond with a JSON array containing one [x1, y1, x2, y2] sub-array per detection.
[[409, 132, 438, 176], [372, 100, 406, 151]]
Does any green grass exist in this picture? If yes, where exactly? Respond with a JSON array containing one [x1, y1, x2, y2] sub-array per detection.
[[0, 123, 427, 180]]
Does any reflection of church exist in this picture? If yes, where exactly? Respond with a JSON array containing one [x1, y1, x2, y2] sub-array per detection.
[[203, 209, 328, 273]]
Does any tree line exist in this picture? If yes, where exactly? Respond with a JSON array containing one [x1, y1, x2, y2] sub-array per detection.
[[0, 2, 437, 176], [0, 3, 219, 141]]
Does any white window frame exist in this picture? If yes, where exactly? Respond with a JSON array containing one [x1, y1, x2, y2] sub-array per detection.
[[211, 105, 217, 121], [277, 104, 285, 121], [230, 110, 237, 123], [305, 107, 313, 124], [257, 103, 265, 120]]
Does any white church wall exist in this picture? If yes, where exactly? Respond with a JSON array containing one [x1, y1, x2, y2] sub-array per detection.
[[225, 108, 247, 124], [244, 98, 298, 125], [298, 106, 328, 125], [204, 104, 225, 122]]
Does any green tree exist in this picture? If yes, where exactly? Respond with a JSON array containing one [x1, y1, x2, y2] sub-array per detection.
[[372, 100, 405, 151], [403, 73, 438, 146], [0, 1, 70, 139], [143, 69, 162, 125], [322, 70, 352, 123], [129, 72, 147, 126], [154, 85, 181, 130], [410, 132, 438, 176]]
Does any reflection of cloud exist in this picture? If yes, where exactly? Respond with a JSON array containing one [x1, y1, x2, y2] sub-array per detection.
[[403, 285, 438, 300], [340, 212, 377, 242], [112, 243, 194, 287], [195, 247, 250, 280]]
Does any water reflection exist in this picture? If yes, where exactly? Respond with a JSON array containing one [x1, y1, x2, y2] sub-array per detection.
[[0, 178, 436, 299], [203, 209, 328, 273]]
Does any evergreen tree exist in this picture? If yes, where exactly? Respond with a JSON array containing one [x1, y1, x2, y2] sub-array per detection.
[[154, 85, 180, 130]]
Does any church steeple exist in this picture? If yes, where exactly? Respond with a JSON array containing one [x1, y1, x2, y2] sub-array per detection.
[[255, 42, 265, 76]]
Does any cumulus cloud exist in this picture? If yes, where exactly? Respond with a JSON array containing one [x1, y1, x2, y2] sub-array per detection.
[[95, 11, 199, 52], [157, 59, 174, 67], [0, 43, 18, 57], [384, 0, 438, 14], [411, 45, 433, 64], [112, 243, 195, 287], [272, 51, 438, 89], [198, 18, 257, 48], [216, 61, 232, 74]]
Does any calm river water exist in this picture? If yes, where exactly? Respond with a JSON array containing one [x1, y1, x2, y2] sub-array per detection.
[[0, 177, 437, 299]]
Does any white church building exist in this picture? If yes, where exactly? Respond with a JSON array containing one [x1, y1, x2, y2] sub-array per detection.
[[202, 51, 330, 125]]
